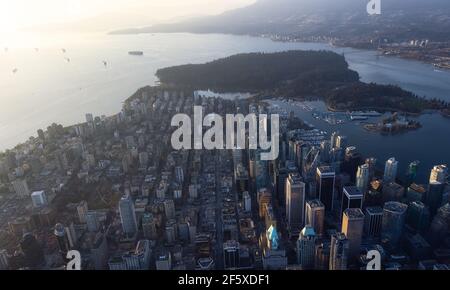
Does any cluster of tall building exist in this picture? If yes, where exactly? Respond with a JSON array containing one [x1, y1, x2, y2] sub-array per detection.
[[0, 86, 449, 271], [278, 128, 450, 269]]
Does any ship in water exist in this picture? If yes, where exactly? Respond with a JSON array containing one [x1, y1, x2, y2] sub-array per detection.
[[128, 51, 144, 56], [349, 111, 382, 117], [350, 115, 369, 121]]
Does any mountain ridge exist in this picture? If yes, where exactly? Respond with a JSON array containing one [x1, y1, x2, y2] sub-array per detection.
[[110, 0, 450, 42]]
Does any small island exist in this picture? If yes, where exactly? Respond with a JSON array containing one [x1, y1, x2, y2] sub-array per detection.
[[363, 113, 422, 135], [156, 50, 450, 115]]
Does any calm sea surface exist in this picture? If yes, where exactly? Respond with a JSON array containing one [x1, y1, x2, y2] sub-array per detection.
[[0, 32, 449, 181]]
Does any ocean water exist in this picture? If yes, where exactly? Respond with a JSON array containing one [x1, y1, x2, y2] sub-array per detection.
[[0, 32, 449, 156], [270, 100, 450, 183]]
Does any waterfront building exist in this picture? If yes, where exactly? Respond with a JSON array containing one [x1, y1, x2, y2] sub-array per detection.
[[383, 157, 398, 183], [356, 164, 370, 195], [429, 165, 448, 184]]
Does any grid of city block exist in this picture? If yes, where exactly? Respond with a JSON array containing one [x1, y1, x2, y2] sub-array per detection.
[[0, 87, 449, 271]]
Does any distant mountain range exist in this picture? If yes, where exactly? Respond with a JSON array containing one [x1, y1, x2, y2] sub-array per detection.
[[111, 0, 450, 41]]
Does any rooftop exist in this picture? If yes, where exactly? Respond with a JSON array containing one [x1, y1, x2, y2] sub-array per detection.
[[344, 208, 365, 219], [317, 166, 335, 175], [307, 199, 324, 209], [343, 186, 363, 198], [365, 206, 383, 215], [384, 201, 408, 213]]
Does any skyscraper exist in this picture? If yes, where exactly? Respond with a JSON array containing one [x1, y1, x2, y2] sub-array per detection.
[[365, 157, 377, 180], [406, 161, 420, 186], [175, 166, 184, 184], [164, 199, 176, 220], [297, 225, 316, 269], [243, 191, 252, 212], [428, 203, 450, 246], [329, 232, 349, 270], [341, 186, 363, 220], [20, 233, 45, 268], [364, 207, 383, 238], [382, 182, 405, 202], [223, 240, 240, 270], [429, 165, 448, 184], [427, 181, 445, 216], [406, 183, 427, 203], [316, 166, 336, 211], [155, 250, 172, 270], [381, 202, 408, 249], [314, 242, 330, 270], [341, 209, 365, 260], [427, 164, 448, 214], [330, 132, 339, 149], [119, 195, 138, 237], [121, 240, 152, 270], [320, 140, 331, 163], [343, 146, 362, 182], [165, 219, 178, 244], [54, 223, 70, 255], [356, 164, 370, 194], [86, 211, 99, 232], [285, 173, 306, 235], [406, 201, 431, 233], [336, 135, 348, 150], [383, 157, 398, 183], [305, 199, 325, 237], [255, 150, 270, 191], [258, 188, 272, 219]]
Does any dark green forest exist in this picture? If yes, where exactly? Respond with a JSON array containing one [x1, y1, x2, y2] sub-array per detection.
[[156, 50, 359, 92], [156, 50, 449, 113]]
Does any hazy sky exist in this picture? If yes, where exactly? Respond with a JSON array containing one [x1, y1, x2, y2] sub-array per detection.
[[0, 0, 256, 33]]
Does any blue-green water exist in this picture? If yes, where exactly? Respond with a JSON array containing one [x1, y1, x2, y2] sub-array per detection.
[[270, 100, 450, 183]]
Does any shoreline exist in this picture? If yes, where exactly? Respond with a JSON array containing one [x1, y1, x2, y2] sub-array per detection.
[[1, 32, 449, 153], [110, 30, 449, 71], [3, 81, 447, 154]]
